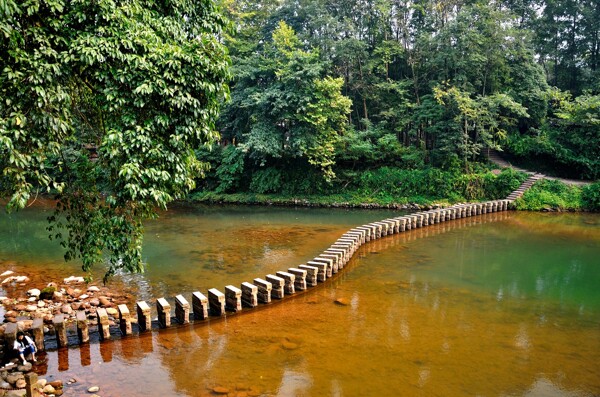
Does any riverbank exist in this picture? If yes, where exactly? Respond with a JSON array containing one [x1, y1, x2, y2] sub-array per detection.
[[189, 178, 600, 212]]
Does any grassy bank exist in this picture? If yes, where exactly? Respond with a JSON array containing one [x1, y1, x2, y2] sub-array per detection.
[[189, 168, 598, 212]]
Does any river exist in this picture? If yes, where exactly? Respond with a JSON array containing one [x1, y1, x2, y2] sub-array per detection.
[[0, 203, 599, 396]]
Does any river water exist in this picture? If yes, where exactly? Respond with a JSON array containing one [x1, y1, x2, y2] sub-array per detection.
[[0, 203, 599, 396]]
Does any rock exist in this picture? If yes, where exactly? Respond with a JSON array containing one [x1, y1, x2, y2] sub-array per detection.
[[6, 372, 24, 384], [78, 294, 89, 300], [17, 363, 32, 372], [98, 296, 112, 307], [27, 289, 41, 297], [13, 304, 27, 312], [87, 286, 100, 293], [89, 299, 100, 307], [54, 389, 64, 396], [0, 381, 10, 389], [88, 385, 100, 392], [281, 341, 298, 350], [64, 276, 85, 284], [61, 305, 73, 315], [26, 305, 38, 312], [212, 386, 229, 394], [1, 277, 15, 284], [27, 297, 37, 303], [14, 276, 29, 283], [106, 308, 118, 316], [5, 390, 26, 397], [334, 298, 349, 306], [68, 378, 77, 384], [37, 301, 46, 308], [15, 379, 26, 388], [37, 378, 48, 388], [0, 271, 14, 277], [0, 296, 8, 302], [39, 286, 56, 300], [5, 310, 17, 318], [43, 384, 56, 394], [71, 302, 82, 311], [48, 380, 63, 388], [52, 291, 63, 301]]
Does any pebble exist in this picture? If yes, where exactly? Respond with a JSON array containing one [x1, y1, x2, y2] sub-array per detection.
[[88, 386, 100, 393], [212, 386, 229, 394], [27, 288, 41, 297], [43, 385, 56, 394], [0, 270, 14, 277], [334, 298, 349, 306], [88, 286, 100, 292]]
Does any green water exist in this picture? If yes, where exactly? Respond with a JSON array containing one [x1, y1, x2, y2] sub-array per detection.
[[0, 204, 599, 396]]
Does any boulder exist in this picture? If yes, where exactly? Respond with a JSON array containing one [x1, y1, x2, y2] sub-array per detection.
[[43, 384, 56, 394], [6, 371, 24, 384], [37, 378, 48, 388], [27, 289, 41, 298], [48, 380, 63, 388], [15, 379, 26, 388], [98, 296, 112, 307]]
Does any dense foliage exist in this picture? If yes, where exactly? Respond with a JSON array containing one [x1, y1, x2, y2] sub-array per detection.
[[1, 0, 231, 280], [196, 0, 598, 199]]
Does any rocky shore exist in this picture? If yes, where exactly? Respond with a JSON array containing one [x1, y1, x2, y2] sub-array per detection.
[[0, 270, 132, 397]]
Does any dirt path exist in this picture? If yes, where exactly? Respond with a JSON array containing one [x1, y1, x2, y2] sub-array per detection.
[[487, 150, 594, 187]]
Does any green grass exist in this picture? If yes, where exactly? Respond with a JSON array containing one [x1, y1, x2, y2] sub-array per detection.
[[515, 179, 584, 211]]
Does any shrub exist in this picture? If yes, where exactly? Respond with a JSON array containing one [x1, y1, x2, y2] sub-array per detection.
[[581, 182, 600, 211]]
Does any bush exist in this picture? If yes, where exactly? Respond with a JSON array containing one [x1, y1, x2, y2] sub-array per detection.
[[249, 168, 283, 193], [581, 182, 600, 211], [516, 179, 582, 210]]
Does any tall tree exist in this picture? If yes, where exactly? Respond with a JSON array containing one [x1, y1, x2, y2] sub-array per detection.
[[0, 0, 231, 281]]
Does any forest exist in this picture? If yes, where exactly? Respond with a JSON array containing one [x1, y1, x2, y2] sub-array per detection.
[[194, 0, 599, 203], [1, 0, 598, 278]]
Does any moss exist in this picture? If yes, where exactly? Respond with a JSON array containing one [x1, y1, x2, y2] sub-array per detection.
[[39, 286, 56, 300]]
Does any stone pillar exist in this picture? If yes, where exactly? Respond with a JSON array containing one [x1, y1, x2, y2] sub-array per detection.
[[175, 295, 190, 324], [369, 223, 382, 238], [374, 221, 389, 236], [298, 264, 319, 286], [75, 311, 89, 344], [313, 256, 335, 275], [4, 323, 17, 352], [253, 278, 272, 304], [24, 372, 37, 397], [450, 208, 457, 220], [356, 226, 372, 241], [492, 201, 498, 212], [306, 261, 328, 281], [320, 252, 340, 270], [276, 271, 296, 295], [208, 288, 226, 316], [466, 205, 472, 217], [156, 298, 171, 328], [265, 274, 285, 299], [398, 217, 407, 231], [225, 285, 242, 312], [421, 213, 429, 226], [192, 292, 209, 320], [136, 301, 151, 332], [54, 314, 68, 347], [96, 308, 110, 340], [288, 268, 307, 291], [31, 318, 45, 351], [117, 304, 132, 335], [241, 282, 258, 308]]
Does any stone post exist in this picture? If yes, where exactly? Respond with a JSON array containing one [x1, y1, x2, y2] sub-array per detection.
[[275, 271, 296, 295], [253, 278, 272, 304], [4, 323, 17, 352], [24, 372, 38, 397], [156, 298, 171, 328], [175, 295, 190, 324], [288, 268, 307, 291], [53, 314, 68, 347], [136, 301, 151, 332], [76, 311, 89, 343], [192, 292, 209, 320], [356, 226, 372, 241], [97, 307, 110, 340], [118, 304, 132, 335], [320, 253, 340, 270], [241, 282, 258, 308], [397, 217, 407, 231], [312, 256, 335, 275], [306, 261, 328, 281], [208, 288, 226, 315], [31, 317, 45, 351], [265, 274, 285, 299], [298, 264, 319, 286], [225, 285, 242, 312]]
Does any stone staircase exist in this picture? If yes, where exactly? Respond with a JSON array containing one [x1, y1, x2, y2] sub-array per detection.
[[506, 173, 545, 201]]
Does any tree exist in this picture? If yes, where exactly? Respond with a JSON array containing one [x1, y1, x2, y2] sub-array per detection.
[[220, 21, 351, 182], [1, 0, 231, 281]]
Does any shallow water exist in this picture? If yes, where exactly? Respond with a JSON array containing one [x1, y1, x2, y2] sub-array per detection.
[[1, 204, 599, 396]]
